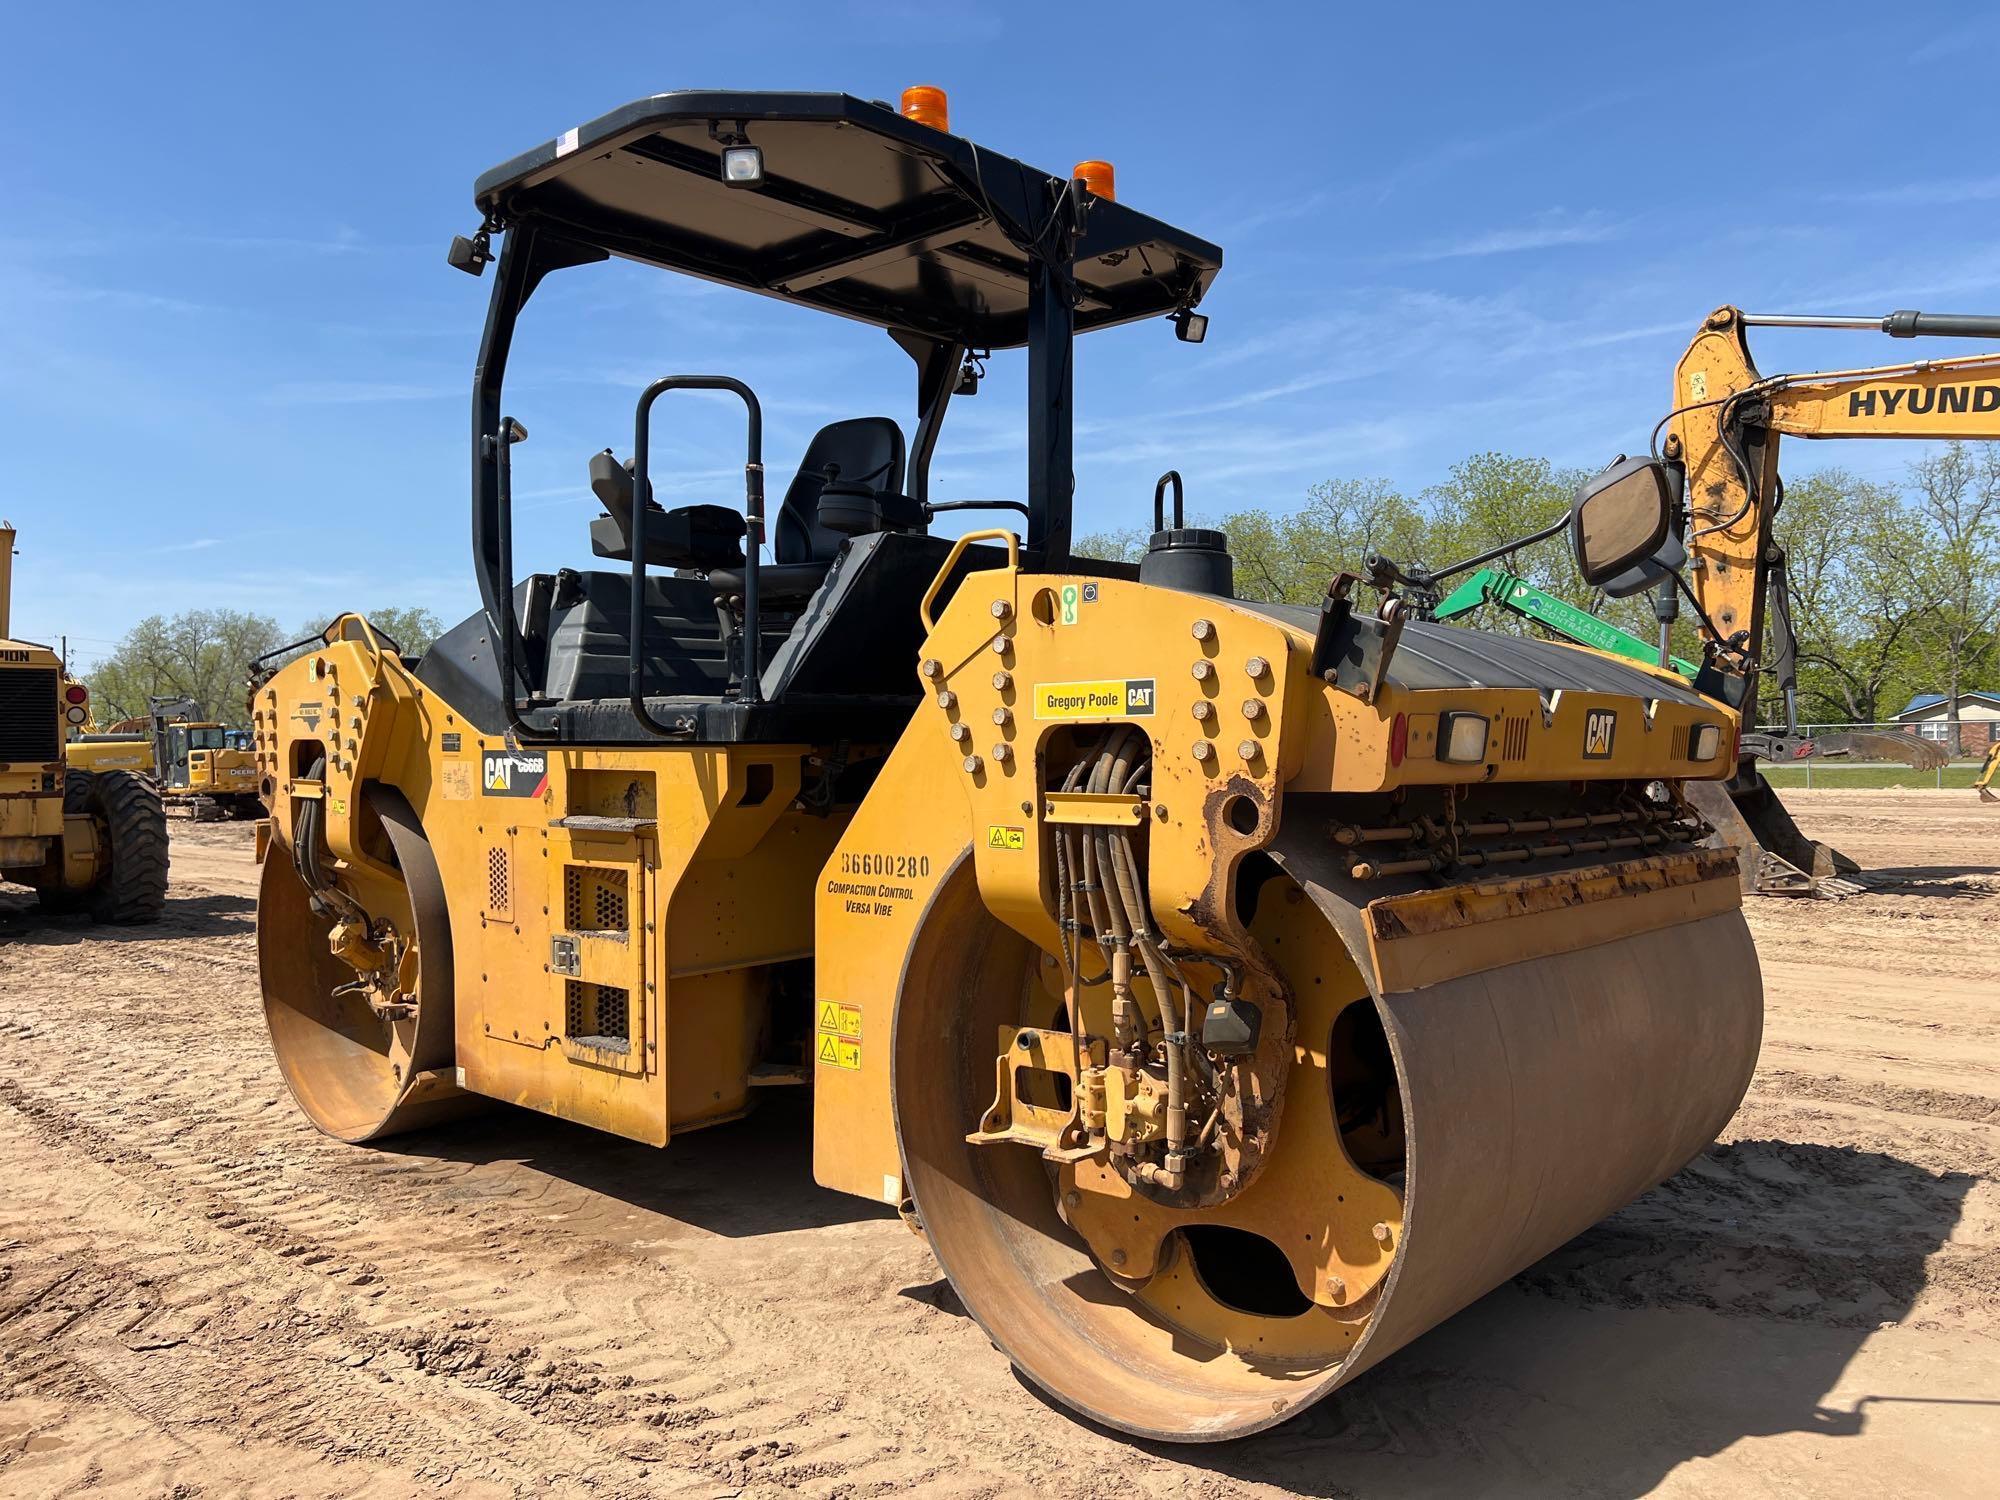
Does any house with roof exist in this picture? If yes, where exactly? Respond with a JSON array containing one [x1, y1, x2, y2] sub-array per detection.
[[1892, 691, 2000, 750]]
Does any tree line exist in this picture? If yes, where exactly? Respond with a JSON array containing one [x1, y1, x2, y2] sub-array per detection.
[[1083, 444, 2000, 728], [83, 606, 444, 727], [77, 442, 2000, 733]]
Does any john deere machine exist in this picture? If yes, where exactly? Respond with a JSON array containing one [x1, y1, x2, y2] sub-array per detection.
[[136, 697, 263, 820], [252, 88, 1764, 1440], [0, 523, 168, 922]]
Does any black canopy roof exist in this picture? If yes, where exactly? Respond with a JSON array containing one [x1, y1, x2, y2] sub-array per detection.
[[473, 90, 1222, 348]]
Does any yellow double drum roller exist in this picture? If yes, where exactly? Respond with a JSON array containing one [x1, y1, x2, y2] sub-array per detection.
[[252, 88, 1761, 1440]]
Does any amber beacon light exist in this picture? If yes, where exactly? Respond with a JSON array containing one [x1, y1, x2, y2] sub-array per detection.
[[1072, 159, 1116, 201], [900, 85, 950, 132]]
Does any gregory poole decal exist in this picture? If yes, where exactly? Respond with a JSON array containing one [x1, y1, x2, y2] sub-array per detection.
[[1583, 709, 1617, 759], [1033, 678, 1156, 720], [482, 749, 549, 797]]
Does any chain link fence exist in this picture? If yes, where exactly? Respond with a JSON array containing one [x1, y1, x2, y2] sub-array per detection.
[[1753, 718, 1995, 788]]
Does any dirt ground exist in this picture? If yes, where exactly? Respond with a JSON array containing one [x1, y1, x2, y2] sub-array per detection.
[[1, 790, 1996, 1498]]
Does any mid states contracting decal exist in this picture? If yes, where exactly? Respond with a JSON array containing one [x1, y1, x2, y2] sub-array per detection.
[[482, 749, 549, 798], [1033, 678, 1157, 720]]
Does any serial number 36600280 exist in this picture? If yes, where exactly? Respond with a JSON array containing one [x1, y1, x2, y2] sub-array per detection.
[[837, 852, 932, 879]]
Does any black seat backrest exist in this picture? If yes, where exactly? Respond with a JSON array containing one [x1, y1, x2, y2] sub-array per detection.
[[775, 418, 906, 565]]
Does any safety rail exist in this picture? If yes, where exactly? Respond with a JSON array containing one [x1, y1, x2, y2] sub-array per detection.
[[919, 528, 1019, 631], [631, 377, 765, 734]]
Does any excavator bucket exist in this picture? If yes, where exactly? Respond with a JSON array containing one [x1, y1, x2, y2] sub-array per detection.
[[1686, 769, 1859, 896]]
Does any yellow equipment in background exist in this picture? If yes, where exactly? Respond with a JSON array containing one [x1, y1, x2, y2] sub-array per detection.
[[1978, 742, 2000, 803], [0, 522, 168, 922], [1659, 307, 2000, 887], [250, 88, 1762, 1440], [129, 697, 262, 820]]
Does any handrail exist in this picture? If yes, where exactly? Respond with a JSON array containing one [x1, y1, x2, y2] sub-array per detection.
[[919, 528, 1020, 631], [1153, 470, 1184, 532], [630, 376, 764, 737]]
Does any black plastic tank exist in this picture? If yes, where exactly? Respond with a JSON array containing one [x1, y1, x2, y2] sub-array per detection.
[[1137, 471, 1234, 598]]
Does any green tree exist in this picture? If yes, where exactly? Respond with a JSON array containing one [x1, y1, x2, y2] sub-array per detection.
[[86, 609, 288, 725], [1225, 477, 1428, 604], [1772, 469, 1939, 724], [1903, 442, 2000, 748]]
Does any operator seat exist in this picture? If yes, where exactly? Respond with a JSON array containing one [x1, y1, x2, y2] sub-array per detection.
[[587, 451, 746, 571], [707, 417, 910, 603], [588, 417, 912, 603]]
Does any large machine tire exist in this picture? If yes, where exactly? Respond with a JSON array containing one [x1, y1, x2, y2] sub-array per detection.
[[60, 769, 169, 925]]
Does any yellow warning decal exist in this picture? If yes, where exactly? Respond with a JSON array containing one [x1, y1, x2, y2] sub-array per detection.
[[816, 1033, 862, 1070], [815, 1001, 862, 1040], [1033, 678, 1156, 720], [986, 825, 1025, 851]]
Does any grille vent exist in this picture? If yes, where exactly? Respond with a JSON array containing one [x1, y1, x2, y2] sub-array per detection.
[[1500, 715, 1530, 762], [564, 980, 632, 1050], [486, 846, 510, 916], [563, 865, 630, 933], [1671, 724, 1690, 760], [0, 668, 59, 764]]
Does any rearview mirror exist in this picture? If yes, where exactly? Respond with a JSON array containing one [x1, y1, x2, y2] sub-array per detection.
[[1573, 456, 1674, 588]]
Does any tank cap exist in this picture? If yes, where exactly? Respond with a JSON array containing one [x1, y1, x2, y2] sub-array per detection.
[[1148, 526, 1228, 552]]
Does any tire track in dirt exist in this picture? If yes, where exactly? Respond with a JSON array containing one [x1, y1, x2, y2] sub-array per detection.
[[0, 870, 1055, 1496], [5, 797, 1999, 1497]]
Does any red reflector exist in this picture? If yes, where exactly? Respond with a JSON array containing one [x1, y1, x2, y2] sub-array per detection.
[[1389, 712, 1408, 767], [64, 685, 88, 704]]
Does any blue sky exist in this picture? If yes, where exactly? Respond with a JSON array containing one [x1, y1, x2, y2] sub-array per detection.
[[6, 1, 2000, 665]]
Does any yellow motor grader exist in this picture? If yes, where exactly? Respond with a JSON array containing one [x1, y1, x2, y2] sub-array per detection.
[[252, 88, 1763, 1440], [0, 523, 168, 922]]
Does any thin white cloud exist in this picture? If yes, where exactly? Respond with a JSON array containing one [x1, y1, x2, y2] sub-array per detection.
[[1407, 211, 1625, 262], [259, 380, 459, 405], [1908, 15, 2000, 65], [1828, 175, 2000, 207]]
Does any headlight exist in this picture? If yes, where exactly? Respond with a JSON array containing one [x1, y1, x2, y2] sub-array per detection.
[[1438, 711, 1490, 764], [65, 705, 87, 724], [720, 145, 764, 187], [1689, 723, 1722, 761]]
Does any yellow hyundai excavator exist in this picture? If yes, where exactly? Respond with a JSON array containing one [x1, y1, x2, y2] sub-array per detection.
[[1377, 307, 2000, 891], [250, 84, 1768, 1441], [1663, 307, 2000, 884]]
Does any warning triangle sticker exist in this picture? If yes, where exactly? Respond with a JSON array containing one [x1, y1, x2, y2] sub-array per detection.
[[818, 1034, 839, 1065], [817, 1002, 840, 1032]]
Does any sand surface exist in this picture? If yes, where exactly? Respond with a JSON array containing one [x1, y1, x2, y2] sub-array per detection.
[[1, 791, 1995, 1497]]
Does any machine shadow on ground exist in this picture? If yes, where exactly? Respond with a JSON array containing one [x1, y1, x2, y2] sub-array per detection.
[[387, 1088, 896, 1239], [1863, 865, 2000, 895], [1052, 1140, 1973, 1499], [0, 889, 254, 943]]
